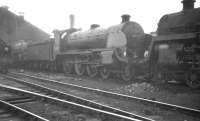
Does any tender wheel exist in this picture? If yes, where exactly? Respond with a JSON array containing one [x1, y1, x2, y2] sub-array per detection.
[[53, 63, 57, 72], [121, 64, 132, 81], [46, 63, 51, 71], [63, 61, 73, 74], [99, 66, 110, 80], [39, 63, 43, 70], [47, 63, 51, 71], [50, 63, 55, 72], [186, 72, 200, 89], [86, 64, 98, 77], [74, 63, 85, 76], [50, 62, 57, 72]]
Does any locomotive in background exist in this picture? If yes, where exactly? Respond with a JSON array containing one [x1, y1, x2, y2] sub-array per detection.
[[0, 38, 11, 73], [12, 0, 200, 88], [0, 6, 49, 73]]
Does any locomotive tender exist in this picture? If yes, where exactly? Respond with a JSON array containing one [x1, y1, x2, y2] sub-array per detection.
[[13, 0, 200, 88]]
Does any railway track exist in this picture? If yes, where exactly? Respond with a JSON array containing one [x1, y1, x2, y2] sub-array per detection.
[[0, 73, 152, 121], [1, 72, 199, 120], [0, 85, 87, 121], [0, 97, 48, 121]]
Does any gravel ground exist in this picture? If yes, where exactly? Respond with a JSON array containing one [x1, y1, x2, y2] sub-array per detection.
[[15, 70, 200, 110], [8, 74, 196, 121], [18, 102, 100, 121], [111, 82, 200, 109]]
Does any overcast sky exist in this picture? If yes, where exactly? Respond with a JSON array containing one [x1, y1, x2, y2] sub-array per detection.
[[1, 0, 200, 34]]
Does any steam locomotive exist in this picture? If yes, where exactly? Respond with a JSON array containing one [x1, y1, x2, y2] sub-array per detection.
[[13, 14, 151, 81], [149, 0, 200, 88], [13, 0, 200, 88], [0, 38, 11, 73]]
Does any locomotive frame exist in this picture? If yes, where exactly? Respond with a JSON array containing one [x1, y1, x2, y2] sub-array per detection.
[[150, 32, 200, 88]]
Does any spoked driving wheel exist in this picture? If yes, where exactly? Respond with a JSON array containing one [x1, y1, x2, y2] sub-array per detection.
[[86, 64, 98, 77], [121, 64, 132, 81], [186, 72, 200, 89], [100, 66, 110, 80], [63, 61, 73, 74], [74, 63, 85, 76]]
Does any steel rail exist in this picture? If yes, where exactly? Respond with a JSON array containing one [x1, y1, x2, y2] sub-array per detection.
[[0, 78, 150, 121], [3, 73, 154, 121], [0, 99, 49, 121], [11, 72, 200, 117]]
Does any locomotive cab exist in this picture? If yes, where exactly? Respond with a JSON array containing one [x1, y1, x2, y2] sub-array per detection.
[[151, 0, 200, 88]]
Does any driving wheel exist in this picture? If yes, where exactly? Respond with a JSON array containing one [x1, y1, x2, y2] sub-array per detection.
[[100, 66, 110, 80], [74, 63, 85, 76], [121, 65, 132, 81], [186, 72, 200, 89], [86, 64, 98, 77]]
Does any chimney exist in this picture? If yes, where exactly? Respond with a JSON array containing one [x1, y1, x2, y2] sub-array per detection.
[[69, 14, 75, 28], [121, 14, 131, 23], [90, 24, 100, 29], [182, 0, 195, 10]]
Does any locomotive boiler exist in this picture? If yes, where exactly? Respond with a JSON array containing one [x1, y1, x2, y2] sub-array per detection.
[[61, 18, 144, 51], [150, 0, 200, 88]]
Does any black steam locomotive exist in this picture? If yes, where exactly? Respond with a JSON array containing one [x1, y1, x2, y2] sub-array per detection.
[[13, 0, 200, 88], [13, 14, 151, 81], [149, 0, 200, 88]]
